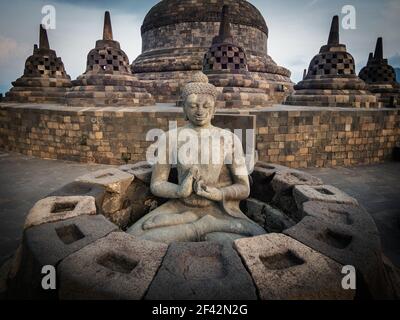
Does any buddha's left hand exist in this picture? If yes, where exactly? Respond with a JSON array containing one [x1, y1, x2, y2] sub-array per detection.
[[194, 180, 223, 202]]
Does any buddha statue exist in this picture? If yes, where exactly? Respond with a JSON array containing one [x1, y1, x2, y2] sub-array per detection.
[[127, 72, 265, 244]]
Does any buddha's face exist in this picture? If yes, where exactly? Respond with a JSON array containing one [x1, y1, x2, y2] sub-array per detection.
[[184, 94, 216, 127]]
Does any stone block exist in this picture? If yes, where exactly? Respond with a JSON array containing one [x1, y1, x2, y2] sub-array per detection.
[[284, 216, 390, 299], [75, 168, 133, 194], [48, 181, 106, 212], [250, 163, 287, 203], [145, 242, 257, 300], [58, 232, 167, 300], [243, 198, 295, 233], [24, 196, 97, 230], [8, 215, 117, 300], [234, 233, 354, 300], [109, 205, 132, 229], [254, 162, 289, 178], [234, 234, 354, 300], [301, 201, 379, 236], [293, 185, 358, 209], [271, 170, 323, 194], [119, 161, 153, 185]]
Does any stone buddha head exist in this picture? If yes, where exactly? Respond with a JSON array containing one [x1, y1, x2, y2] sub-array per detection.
[[181, 72, 218, 127]]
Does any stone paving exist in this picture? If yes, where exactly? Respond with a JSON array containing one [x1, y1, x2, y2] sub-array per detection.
[[0, 150, 399, 268], [0, 151, 111, 265]]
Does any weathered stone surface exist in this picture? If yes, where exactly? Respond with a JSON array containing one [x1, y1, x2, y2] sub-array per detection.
[[7, 215, 117, 300], [101, 192, 126, 218], [76, 168, 135, 225], [119, 161, 153, 185], [75, 168, 133, 194], [271, 190, 301, 222], [283, 216, 393, 299], [250, 163, 287, 203], [0, 259, 12, 300], [58, 232, 167, 300], [243, 198, 295, 233], [6, 245, 22, 287], [234, 233, 354, 300], [271, 170, 323, 194], [203, 232, 245, 243], [24, 196, 97, 230], [145, 242, 257, 300], [48, 181, 106, 212], [301, 201, 379, 235], [284, 216, 380, 265], [109, 205, 132, 229], [254, 162, 289, 177], [293, 185, 358, 209], [125, 179, 160, 225], [381, 254, 400, 299]]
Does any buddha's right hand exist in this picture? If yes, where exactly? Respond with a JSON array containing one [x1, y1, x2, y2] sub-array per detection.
[[177, 167, 199, 198]]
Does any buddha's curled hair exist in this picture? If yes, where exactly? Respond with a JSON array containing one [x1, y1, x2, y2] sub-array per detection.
[[180, 72, 218, 103]]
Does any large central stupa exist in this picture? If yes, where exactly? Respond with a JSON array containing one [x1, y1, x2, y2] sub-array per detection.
[[132, 0, 293, 103]]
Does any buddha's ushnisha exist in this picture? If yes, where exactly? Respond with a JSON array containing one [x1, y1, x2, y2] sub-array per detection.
[[128, 73, 265, 243]]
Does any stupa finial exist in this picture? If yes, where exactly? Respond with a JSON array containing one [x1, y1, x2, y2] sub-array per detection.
[[374, 37, 383, 61], [368, 52, 374, 63], [218, 5, 232, 42], [39, 24, 50, 50], [103, 11, 113, 41], [303, 69, 307, 80], [327, 15, 340, 46]]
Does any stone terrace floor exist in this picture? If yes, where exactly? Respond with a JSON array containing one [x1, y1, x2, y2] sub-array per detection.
[[0, 150, 399, 268]]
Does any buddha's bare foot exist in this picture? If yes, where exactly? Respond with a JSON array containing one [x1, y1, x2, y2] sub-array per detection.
[[143, 211, 199, 230]]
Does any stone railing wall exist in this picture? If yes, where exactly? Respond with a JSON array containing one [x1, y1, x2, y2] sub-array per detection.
[[0, 104, 399, 168]]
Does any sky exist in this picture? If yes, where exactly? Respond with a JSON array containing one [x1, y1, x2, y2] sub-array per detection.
[[0, 0, 399, 94]]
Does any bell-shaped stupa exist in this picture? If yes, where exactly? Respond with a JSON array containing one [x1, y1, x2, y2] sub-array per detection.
[[5, 25, 71, 103], [132, 0, 293, 104], [285, 16, 379, 108], [66, 11, 155, 107], [359, 37, 400, 108], [202, 5, 272, 108]]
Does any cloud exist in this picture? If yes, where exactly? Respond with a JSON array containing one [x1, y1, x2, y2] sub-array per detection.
[[50, 0, 158, 14], [0, 36, 18, 63], [389, 54, 400, 67]]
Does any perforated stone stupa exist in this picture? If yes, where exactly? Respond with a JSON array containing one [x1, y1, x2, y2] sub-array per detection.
[[359, 37, 400, 108], [285, 16, 379, 108], [5, 25, 71, 104], [66, 11, 155, 107], [202, 5, 271, 108], [131, 0, 292, 104]]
